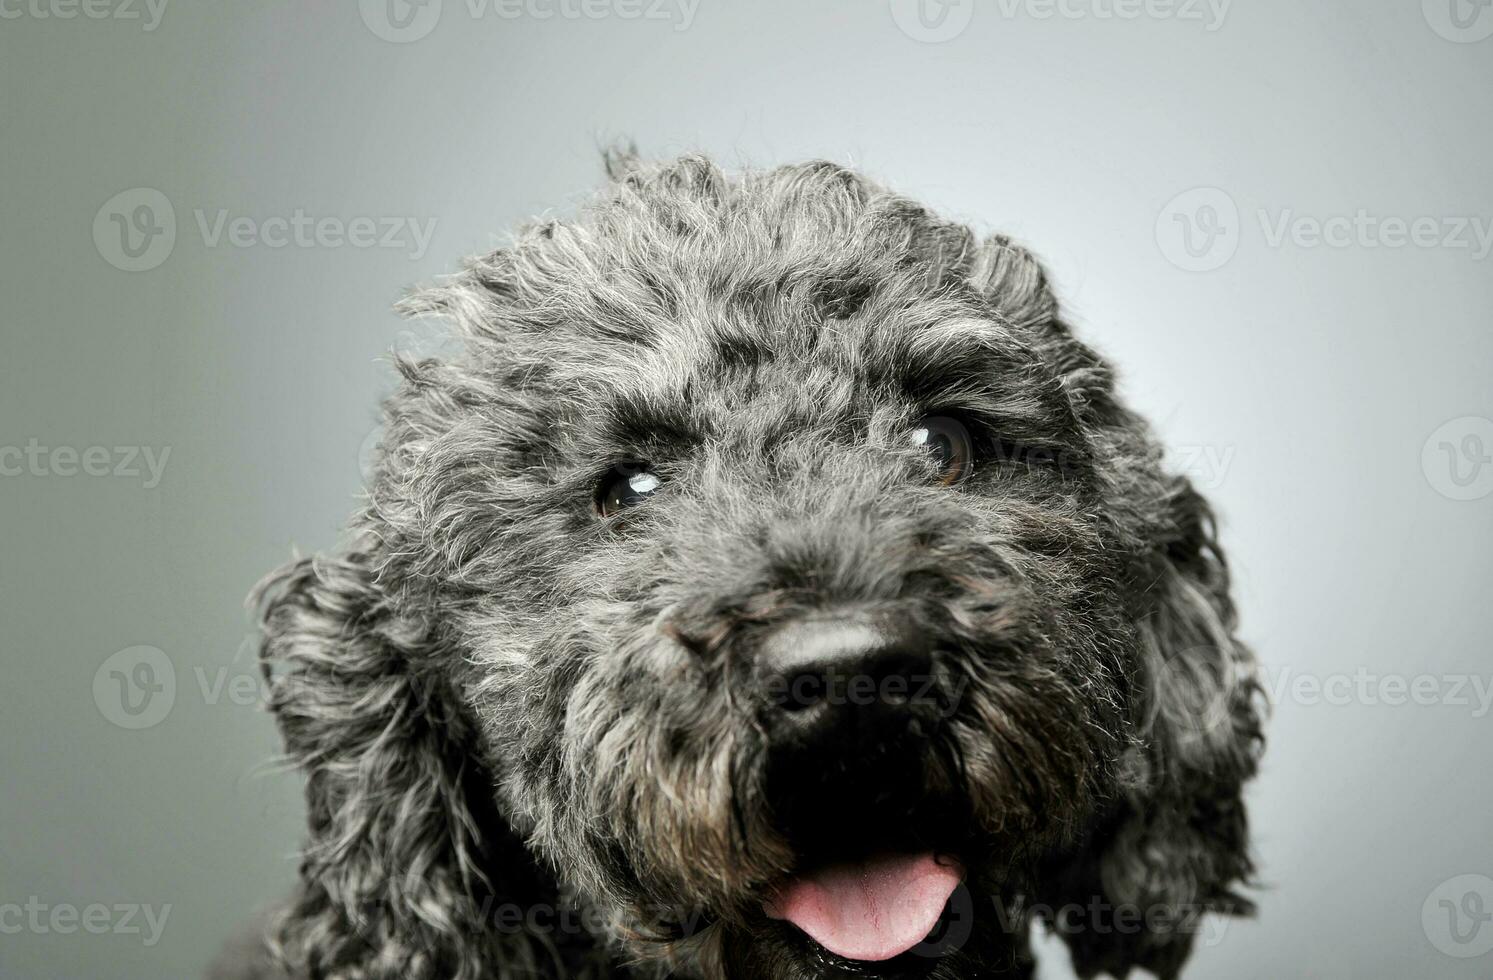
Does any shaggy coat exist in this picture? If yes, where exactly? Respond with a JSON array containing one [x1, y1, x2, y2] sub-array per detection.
[[225, 153, 1263, 980]]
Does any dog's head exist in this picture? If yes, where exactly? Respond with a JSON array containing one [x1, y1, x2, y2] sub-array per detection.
[[258, 154, 1262, 980]]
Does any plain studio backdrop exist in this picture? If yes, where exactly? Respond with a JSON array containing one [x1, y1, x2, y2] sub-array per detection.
[[2, 3, 1490, 978]]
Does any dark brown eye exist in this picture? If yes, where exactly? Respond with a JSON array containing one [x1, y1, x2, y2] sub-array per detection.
[[911, 415, 973, 485], [597, 463, 661, 517]]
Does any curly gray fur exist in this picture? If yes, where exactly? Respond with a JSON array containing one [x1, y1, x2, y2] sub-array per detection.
[[230, 151, 1264, 980]]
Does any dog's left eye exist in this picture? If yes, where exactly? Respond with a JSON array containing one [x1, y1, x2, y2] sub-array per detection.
[[597, 464, 661, 517], [911, 415, 973, 485]]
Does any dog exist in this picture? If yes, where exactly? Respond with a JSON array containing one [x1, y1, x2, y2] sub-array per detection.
[[223, 152, 1263, 980]]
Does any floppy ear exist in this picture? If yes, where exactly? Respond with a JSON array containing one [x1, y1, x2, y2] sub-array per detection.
[[1040, 480, 1264, 980], [962, 235, 1263, 975], [255, 542, 570, 979]]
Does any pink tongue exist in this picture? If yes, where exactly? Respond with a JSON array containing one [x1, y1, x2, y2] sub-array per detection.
[[765, 853, 963, 962]]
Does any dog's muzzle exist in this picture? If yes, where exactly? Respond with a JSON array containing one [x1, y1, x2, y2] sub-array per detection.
[[744, 611, 969, 965]]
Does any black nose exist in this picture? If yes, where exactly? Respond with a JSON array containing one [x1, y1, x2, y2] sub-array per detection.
[[756, 615, 938, 745]]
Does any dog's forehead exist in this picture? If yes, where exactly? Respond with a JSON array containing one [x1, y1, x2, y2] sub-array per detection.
[[529, 252, 1035, 399], [442, 162, 1078, 451], [536, 306, 1062, 462], [645, 312, 1023, 404]]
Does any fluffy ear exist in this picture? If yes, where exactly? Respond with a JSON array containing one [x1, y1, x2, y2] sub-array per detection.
[[966, 235, 1262, 974], [255, 542, 570, 980], [1040, 480, 1264, 980]]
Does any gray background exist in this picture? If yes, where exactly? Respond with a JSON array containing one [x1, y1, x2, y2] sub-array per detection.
[[2, 2, 1490, 977]]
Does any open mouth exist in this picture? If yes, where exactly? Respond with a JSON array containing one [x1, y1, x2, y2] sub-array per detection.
[[764, 851, 965, 964]]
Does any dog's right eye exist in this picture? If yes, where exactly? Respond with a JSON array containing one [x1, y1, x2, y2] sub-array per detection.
[[596, 464, 661, 517], [911, 415, 974, 485]]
